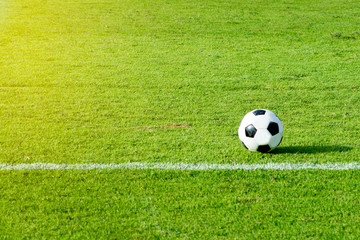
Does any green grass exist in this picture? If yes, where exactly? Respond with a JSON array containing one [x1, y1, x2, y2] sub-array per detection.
[[2, 170, 360, 238], [1, 0, 360, 238]]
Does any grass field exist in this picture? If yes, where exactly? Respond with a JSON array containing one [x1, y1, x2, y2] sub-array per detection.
[[1, 0, 360, 238]]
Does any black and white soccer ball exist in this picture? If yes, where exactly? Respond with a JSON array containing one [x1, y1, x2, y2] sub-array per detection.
[[238, 109, 283, 153]]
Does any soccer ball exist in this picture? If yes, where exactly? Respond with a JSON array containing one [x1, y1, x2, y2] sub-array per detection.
[[238, 109, 283, 153]]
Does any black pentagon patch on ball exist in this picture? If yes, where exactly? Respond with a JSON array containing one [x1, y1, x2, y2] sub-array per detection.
[[245, 124, 257, 138], [253, 109, 266, 116], [267, 121, 279, 136], [257, 145, 271, 153]]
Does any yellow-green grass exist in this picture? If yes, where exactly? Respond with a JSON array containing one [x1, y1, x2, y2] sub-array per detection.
[[1, 0, 360, 238], [1, 0, 359, 164]]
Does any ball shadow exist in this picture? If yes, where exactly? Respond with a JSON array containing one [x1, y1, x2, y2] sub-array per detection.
[[273, 145, 353, 154]]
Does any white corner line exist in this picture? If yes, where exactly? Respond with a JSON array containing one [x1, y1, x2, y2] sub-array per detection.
[[0, 162, 360, 171]]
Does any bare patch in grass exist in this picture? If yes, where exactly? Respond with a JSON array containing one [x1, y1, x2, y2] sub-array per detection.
[[146, 124, 191, 130]]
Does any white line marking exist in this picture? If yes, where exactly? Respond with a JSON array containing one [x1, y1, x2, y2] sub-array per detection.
[[1, 162, 360, 170]]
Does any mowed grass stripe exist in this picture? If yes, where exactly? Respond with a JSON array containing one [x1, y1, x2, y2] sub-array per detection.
[[2, 162, 360, 170]]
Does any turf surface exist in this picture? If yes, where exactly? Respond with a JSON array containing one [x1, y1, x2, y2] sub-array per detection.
[[2, 170, 360, 239], [1, 0, 360, 238]]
